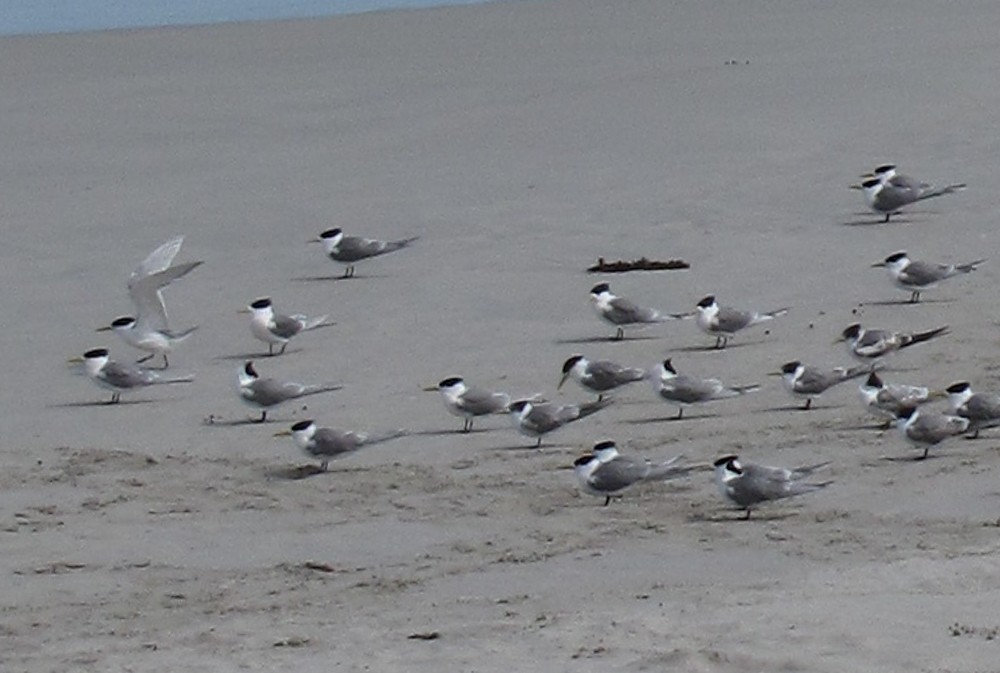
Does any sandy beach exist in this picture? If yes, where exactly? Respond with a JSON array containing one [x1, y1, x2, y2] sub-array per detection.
[[3, 1, 1000, 670]]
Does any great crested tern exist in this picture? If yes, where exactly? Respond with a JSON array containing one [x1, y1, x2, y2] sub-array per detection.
[[69, 347, 194, 403], [838, 323, 949, 362], [573, 440, 694, 506], [507, 397, 612, 447], [429, 376, 511, 432], [858, 372, 939, 426], [100, 236, 202, 368], [895, 406, 969, 459], [558, 354, 646, 400], [713, 455, 831, 519], [275, 419, 407, 471], [946, 381, 1000, 439], [872, 251, 985, 303], [650, 358, 758, 418], [241, 297, 331, 355], [237, 361, 342, 422], [853, 165, 965, 222], [589, 283, 679, 341], [778, 360, 870, 410], [312, 228, 419, 278], [694, 295, 788, 349]]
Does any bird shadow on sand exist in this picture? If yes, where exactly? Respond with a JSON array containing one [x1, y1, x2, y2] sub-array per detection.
[[878, 453, 941, 463], [264, 464, 328, 480], [759, 404, 833, 413], [860, 298, 951, 307], [621, 413, 718, 425], [410, 427, 501, 438], [673, 341, 759, 353], [291, 273, 384, 282], [838, 422, 892, 432], [554, 334, 660, 345], [213, 349, 305, 362], [688, 509, 800, 523], [51, 399, 160, 408], [202, 415, 278, 427]]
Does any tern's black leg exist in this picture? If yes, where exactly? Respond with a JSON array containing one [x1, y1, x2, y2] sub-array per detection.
[[603, 496, 611, 506], [136, 353, 154, 364]]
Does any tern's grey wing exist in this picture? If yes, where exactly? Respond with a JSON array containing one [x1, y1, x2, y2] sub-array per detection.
[[660, 375, 721, 403], [899, 260, 949, 287], [588, 360, 644, 390], [270, 314, 304, 339], [589, 458, 649, 493], [101, 362, 154, 389], [854, 330, 895, 357], [249, 379, 304, 406], [129, 260, 203, 331], [311, 428, 361, 458], [459, 387, 509, 415], [794, 367, 839, 394], [524, 404, 562, 434], [887, 174, 930, 191], [129, 236, 184, 285], [910, 413, 968, 443], [873, 184, 920, 211], [963, 394, 1000, 423], [333, 236, 388, 262], [883, 384, 930, 407], [606, 296, 652, 324], [736, 465, 797, 502], [714, 306, 754, 333]]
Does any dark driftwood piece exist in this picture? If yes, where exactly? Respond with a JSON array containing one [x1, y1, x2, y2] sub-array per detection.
[[587, 257, 690, 273]]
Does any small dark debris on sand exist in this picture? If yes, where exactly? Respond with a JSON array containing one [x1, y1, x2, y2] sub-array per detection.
[[587, 257, 690, 273]]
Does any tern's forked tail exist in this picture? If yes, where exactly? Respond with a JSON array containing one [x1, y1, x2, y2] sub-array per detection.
[[917, 183, 966, 202], [902, 325, 949, 349], [362, 428, 409, 446], [577, 396, 614, 418], [301, 383, 343, 397], [152, 373, 196, 385]]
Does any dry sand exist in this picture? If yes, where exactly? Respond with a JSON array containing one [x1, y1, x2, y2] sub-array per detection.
[[3, 1, 1000, 670]]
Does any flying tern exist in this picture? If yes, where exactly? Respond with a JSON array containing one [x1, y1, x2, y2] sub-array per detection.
[[650, 358, 758, 418], [558, 354, 646, 400], [694, 295, 787, 349], [713, 455, 831, 519], [68, 347, 194, 404], [241, 297, 332, 355], [312, 228, 419, 278], [100, 236, 202, 368], [507, 397, 612, 447], [872, 251, 985, 303], [573, 440, 695, 506], [237, 361, 342, 422], [429, 377, 511, 432], [275, 419, 407, 471], [778, 360, 869, 410]]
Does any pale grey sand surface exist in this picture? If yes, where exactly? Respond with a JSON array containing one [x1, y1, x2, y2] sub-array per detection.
[[3, 1, 1000, 670]]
